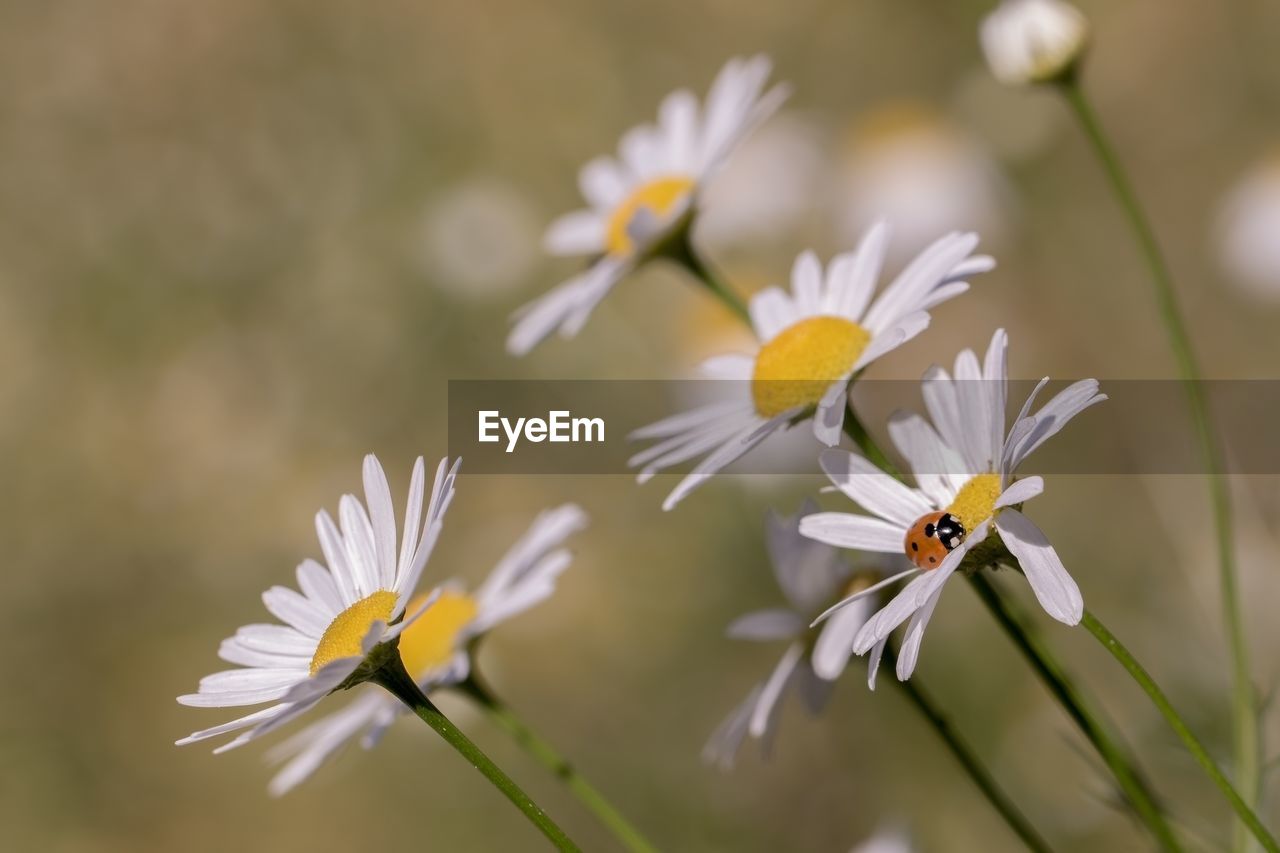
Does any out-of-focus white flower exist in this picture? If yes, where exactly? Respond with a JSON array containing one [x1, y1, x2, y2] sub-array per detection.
[[1216, 154, 1280, 302], [803, 330, 1104, 683], [850, 827, 914, 853], [703, 502, 888, 769], [177, 456, 460, 753], [417, 178, 539, 299], [980, 0, 1089, 86], [264, 504, 587, 795], [697, 112, 829, 251], [836, 104, 1010, 263], [508, 55, 789, 356], [630, 226, 992, 510]]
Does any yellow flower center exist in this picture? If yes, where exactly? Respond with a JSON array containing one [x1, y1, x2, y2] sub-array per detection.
[[309, 590, 398, 676], [751, 316, 871, 417], [946, 473, 1003, 533], [605, 176, 695, 256], [397, 590, 480, 677]]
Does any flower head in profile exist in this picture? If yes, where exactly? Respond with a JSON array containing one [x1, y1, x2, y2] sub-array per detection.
[[176, 455, 460, 754], [980, 0, 1089, 86], [801, 330, 1105, 682], [703, 502, 886, 769], [630, 224, 992, 510], [507, 55, 790, 356], [265, 504, 587, 795]]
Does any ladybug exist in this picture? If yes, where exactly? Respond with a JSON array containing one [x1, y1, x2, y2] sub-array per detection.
[[904, 511, 965, 571]]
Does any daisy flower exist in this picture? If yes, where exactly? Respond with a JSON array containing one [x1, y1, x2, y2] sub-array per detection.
[[265, 504, 587, 795], [507, 55, 790, 356], [801, 329, 1105, 683], [630, 224, 994, 511], [703, 501, 886, 769], [176, 455, 460, 754], [980, 0, 1089, 87]]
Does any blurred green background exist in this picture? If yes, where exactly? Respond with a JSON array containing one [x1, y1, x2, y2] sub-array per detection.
[[3, 1, 1280, 850]]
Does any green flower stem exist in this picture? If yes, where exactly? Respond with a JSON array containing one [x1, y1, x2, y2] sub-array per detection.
[[842, 409, 905, 480], [968, 572, 1182, 851], [883, 643, 1055, 852], [1081, 611, 1280, 852], [457, 674, 659, 853], [373, 656, 581, 852], [1059, 77, 1258, 850], [667, 235, 751, 325]]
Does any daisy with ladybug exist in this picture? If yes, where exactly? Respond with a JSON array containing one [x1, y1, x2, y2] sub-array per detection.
[[799, 328, 1106, 685]]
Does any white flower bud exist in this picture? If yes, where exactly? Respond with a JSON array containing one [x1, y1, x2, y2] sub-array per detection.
[[980, 0, 1089, 86]]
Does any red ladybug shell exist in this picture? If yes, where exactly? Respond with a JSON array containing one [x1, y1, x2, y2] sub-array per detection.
[[903, 511, 966, 571]]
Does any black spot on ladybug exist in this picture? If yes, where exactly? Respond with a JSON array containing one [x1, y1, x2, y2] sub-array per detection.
[[911, 542, 919, 552]]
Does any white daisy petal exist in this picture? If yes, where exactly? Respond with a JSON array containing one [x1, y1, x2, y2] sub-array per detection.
[[996, 475, 1043, 508], [831, 220, 888, 321], [852, 310, 931, 372], [811, 596, 874, 680], [808, 567, 920, 626], [543, 209, 605, 256], [658, 89, 699, 173], [862, 231, 981, 334], [726, 608, 807, 641], [896, 585, 945, 680], [866, 637, 889, 690], [267, 693, 387, 797], [578, 156, 628, 209], [262, 586, 330, 638], [996, 508, 1083, 625], [791, 250, 824, 316], [799, 512, 905, 553], [748, 642, 803, 738], [698, 353, 754, 380], [660, 411, 791, 511], [294, 560, 344, 618], [812, 380, 849, 448], [702, 686, 761, 771], [749, 285, 798, 342], [886, 411, 966, 506], [818, 449, 933, 527]]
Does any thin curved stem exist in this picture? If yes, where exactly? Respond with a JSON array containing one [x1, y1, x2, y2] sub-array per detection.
[[1059, 78, 1257, 851], [968, 572, 1183, 851], [373, 656, 580, 852], [1082, 611, 1279, 852], [667, 235, 751, 324], [842, 409, 905, 480], [884, 643, 1055, 852], [457, 674, 659, 853]]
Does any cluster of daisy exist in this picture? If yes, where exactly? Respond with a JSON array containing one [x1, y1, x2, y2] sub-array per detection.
[[501, 29, 1100, 759], [176, 0, 1131, 845]]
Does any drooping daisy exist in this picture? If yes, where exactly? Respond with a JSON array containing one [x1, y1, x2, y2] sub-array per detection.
[[630, 225, 993, 511], [265, 503, 587, 795], [801, 329, 1104, 682], [980, 0, 1089, 87], [703, 501, 887, 769], [176, 455, 460, 753], [507, 55, 790, 356]]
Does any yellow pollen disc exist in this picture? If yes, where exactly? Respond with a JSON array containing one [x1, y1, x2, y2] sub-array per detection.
[[605, 176, 695, 256], [397, 591, 479, 677], [946, 473, 1003, 534], [310, 590, 398, 676], [751, 316, 871, 417]]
